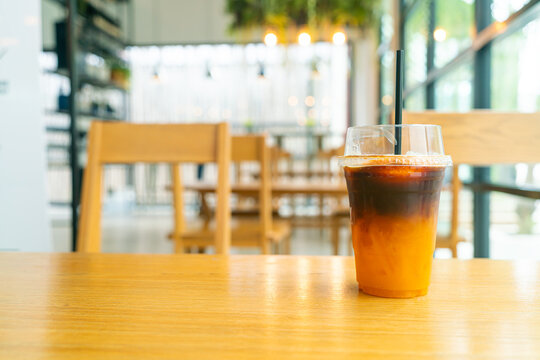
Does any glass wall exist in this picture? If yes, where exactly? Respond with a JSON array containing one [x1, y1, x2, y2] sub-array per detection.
[[434, 61, 473, 111], [382, 0, 540, 259], [489, 14, 540, 254], [404, 1, 429, 89], [491, 16, 540, 112], [434, 0, 474, 68], [378, 0, 395, 124], [127, 43, 348, 137]]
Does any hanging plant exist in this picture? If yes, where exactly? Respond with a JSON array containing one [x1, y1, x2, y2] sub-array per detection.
[[225, 0, 380, 42], [226, 0, 266, 30]]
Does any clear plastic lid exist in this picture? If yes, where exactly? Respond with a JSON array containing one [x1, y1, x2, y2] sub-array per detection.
[[338, 124, 452, 167]]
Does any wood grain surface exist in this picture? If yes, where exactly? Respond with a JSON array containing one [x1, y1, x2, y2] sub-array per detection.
[[403, 111, 540, 165], [1, 253, 539, 359]]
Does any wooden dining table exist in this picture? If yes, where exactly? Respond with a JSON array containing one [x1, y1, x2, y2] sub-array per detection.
[[1, 253, 539, 358], [184, 181, 348, 225], [184, 181, 348, 197]]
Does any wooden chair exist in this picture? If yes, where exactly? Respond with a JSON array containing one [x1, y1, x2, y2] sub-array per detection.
[[270, 143, 349, 255], [246, 146, 291, 181], [318, 145, 350, 256], [316, 144, 345, 180], [403, 111, 540, 257], [270, 146, 292, 180], [77, 121, 231, 254], [173, 135, 291, 254], [315, 144, 346, 225]]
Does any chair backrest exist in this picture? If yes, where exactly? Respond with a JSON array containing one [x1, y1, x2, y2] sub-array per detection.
[[78, 121, 231, 253], [269, 146, 291, 180], [317, 144, 345, 159], [403, 111, 540, 165], [317, 144, 345, 175], [231, 135, 272, 240]]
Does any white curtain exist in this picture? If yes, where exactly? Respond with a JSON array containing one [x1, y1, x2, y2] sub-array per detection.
[[127, 43, 348, 135]]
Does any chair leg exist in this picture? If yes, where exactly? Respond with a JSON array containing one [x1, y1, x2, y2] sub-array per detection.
[[77, 122, 103, 253], [331, 217, 340, 256], [274, 241, 284, 255], [171, 164, 185, 254], [343, 225, 353, 256], [450, 238, 458, 258], [283, 233, 292, 255], [261, 239, 271, 255], [449, 166, 461, 259], [174, 239, 185, 254]]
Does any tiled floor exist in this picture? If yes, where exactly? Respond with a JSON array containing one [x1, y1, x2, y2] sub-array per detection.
[[52, 214, 353, 255], [51, 212, 540, 260]]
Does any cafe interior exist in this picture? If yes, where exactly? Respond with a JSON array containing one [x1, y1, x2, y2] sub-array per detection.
[[1, 0, 540, 357]]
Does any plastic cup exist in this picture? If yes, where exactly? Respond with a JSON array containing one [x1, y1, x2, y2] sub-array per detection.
[[339, 125, 452, 298]]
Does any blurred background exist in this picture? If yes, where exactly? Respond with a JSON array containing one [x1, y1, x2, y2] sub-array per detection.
[[1, 0, 539, 258]]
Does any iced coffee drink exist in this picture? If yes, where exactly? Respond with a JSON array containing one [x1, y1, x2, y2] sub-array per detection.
[[340, 125, 451, 298]]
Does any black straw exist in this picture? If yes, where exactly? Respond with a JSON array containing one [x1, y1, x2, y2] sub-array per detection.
[[394, 50, 404, 155]]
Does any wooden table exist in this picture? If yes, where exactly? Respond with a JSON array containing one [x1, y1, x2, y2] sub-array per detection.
[[2, 253, 539, 359], [186, 182, 349, 232], [184, 181, 348, 197], [253, 169, 342, 179]]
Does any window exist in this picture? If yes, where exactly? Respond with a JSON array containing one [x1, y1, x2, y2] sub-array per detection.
[[489, 15, 540, 253], [491, 17, 540, 112], [127, 43, 348, 135], [404, 1, 430, 88], [434, 0, 474, 68], [434, 61, 473, 111], [379, 49, 395, 123], [405, 89, 427, 110], [377, 0, 396, 124], [491, 0, 531, 22], [382, 0, 540, 259]]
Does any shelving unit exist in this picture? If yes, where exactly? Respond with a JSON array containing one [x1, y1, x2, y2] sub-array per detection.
[[80, 76, 128, 91], [43, 0, 131, 251], [45, 69, 128, 91], [45, 108, 124, 121]]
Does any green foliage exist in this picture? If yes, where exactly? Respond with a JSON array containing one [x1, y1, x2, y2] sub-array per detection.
[[331, 0, 379, 28], [226, 0, 380, 31], [226, 0, 265, 30], [436, 0, 473, 40], [109, 60, 131, 78]]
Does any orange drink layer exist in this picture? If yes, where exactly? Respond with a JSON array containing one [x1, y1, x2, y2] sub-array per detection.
[[343, 157, 446, 298]]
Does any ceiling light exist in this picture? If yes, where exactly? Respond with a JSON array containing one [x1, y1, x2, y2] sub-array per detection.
[[298, 32, 311, 46], [264, 32, 278, 47], [332, 31, 346, 45]]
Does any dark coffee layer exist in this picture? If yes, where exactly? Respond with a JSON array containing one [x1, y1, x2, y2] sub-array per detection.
[[344, 165, 445, 219]]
